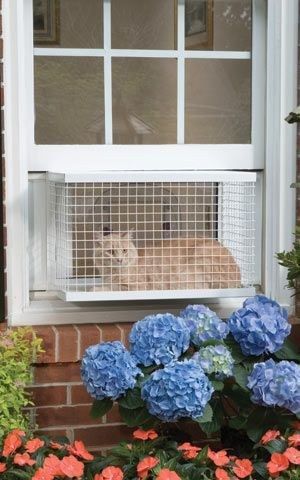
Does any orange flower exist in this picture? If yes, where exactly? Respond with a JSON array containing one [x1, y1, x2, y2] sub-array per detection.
[[2, 432, 22, 457], [43, 454, 63, 477], [178, 442, 201, 460], [215, 468, 230, 480], [94, 466, 124, 480], [25, 438, 45, 453], [50, 441, 64, 450], [208, 450, 230, 467], [288, 433, 300, 447], [284, 447, 300, 465], [67, 440, 94, 460], [267, 453, 289, 476], [32, 468, 54, 480], [260, 430, 280, 445], [14, 452, 36, 467], [60, 455, 84, 478], [233, 459, 253, 478], [133, 429, 158, 441], [0, 463, 6, 473], [137, 456, 159, 479], [156, 468, 181, 480]]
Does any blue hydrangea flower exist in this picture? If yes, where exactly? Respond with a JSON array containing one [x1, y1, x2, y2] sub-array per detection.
[[228, 295, 291, 356], [193, 345, 234, 378], [129, 313, 190, 366], [180, 304, 229, 346], [248, 359, 300, 414], [141, 360, 214, 422], [81, 341, 141, 400]]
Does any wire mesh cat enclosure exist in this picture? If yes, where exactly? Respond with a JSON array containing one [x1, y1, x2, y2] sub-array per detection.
[[47, 171, 256, 301]]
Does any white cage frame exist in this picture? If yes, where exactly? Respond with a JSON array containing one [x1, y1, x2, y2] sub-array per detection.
[[47, 170, 256, 302]]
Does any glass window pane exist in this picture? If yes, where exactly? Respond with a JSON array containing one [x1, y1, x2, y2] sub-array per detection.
[[185, 59, 251, 144], [111, 0, 176, 50], [185, 0, 251, 51], [34, 57, 104, 144], [112, 58, 177, 144], [33, 0, 103, 48]]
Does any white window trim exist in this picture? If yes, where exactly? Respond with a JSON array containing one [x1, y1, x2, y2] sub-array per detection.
[[3, 0, 298, 326]]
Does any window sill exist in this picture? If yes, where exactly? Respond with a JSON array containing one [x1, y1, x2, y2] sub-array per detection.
[[8, 287, 294, 326]]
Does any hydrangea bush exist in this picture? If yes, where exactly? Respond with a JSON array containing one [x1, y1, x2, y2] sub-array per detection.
[[81, 295, 300, 445]]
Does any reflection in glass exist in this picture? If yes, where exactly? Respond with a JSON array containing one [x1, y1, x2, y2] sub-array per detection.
[[185, 59, 251, 144], [33, 0, 103, 48], [112, 58, 177, 144], [35, 57, 104, 144], [111, 0, 176, 50], [185, 0, 251, 51]]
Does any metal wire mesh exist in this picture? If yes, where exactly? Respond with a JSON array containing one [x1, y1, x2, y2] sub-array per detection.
[[48, 176, 256, 300]]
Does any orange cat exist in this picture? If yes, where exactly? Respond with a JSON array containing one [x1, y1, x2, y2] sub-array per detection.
[[94, 231, 241, 291]]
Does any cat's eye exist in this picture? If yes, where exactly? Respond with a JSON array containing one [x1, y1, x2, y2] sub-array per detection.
[[107, 249, 114, 255], [123, 249, 127, 253]]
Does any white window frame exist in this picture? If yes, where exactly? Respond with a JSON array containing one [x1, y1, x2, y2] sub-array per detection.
[[3, 0, 298, 325]]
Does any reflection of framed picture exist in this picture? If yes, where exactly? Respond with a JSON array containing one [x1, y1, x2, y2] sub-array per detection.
[[33, 0, 60, 46], [185, 0, 213, 50]]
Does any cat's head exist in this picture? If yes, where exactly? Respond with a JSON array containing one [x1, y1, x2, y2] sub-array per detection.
[[94, 230, 138, 267]]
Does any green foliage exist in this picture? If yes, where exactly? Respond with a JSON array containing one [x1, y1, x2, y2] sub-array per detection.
[[0, 327, 43, 442], [276, 232, 300, 291]]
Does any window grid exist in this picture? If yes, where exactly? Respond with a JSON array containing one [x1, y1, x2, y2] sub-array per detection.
[[33, 0, 251, 145]]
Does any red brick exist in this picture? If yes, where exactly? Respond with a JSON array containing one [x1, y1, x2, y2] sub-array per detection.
[[117, 323, 133, 348], [36, 405, 99, 428], [56, 326, 79, 363], [31, 385, 67, 407], [74, 425, 134, 448], [106, 403, 122, 424], [33, 326, 57, 363], [34, 363, 81, 384], [77, 324, 101, 357], [71, 384, 92, 405], [35, 429, 70, 440], [100, 325, 121, 342]]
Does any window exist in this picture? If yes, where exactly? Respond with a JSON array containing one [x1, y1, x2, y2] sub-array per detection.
[[3, 0, 298, 324]]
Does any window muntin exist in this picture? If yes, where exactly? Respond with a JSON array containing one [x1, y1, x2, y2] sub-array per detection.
[[33, 0, 252, 146]]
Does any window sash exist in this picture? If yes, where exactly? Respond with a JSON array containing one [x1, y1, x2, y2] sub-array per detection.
[[28, 0, 265, 171]]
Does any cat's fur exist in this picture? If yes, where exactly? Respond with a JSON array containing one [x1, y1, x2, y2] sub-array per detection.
[[94, 231, 241, 291]]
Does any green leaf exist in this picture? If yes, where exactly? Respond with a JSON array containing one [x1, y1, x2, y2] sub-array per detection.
[[90, 398, 113, 419], [211, 380, 224, 391], [198, 401, 223, 435], [264, 439, 287, 454], [118, 387, 144, 410], [228, 416, 248, 430], [119, 405, 155, 427], [196, 404, 213, 424], [5, 470, 31, 479], [233, 364, 249, 390], [194, 445, 209, 465], [274, 339, 300, 361], [253, 462, 268, 478]]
